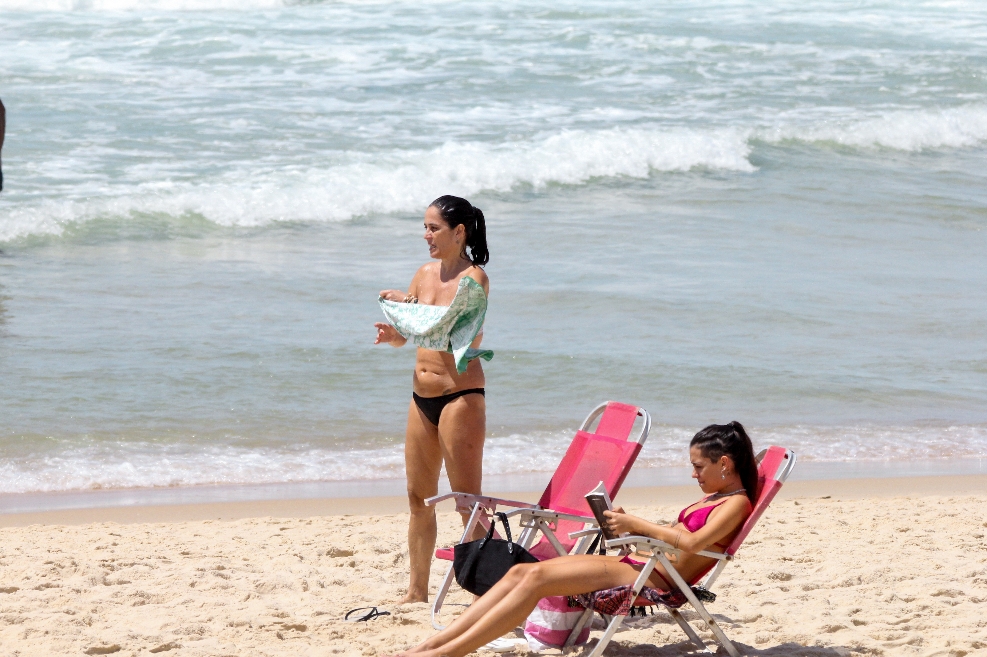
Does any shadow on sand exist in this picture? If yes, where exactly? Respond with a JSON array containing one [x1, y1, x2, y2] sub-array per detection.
[[575, 639, 853, 657], [560, 611, 855, 657]]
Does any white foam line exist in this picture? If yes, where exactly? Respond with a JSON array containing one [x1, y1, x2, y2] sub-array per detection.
[[0, 0, 460, 10], [758, 105, 987, 151], [4, 105, 987, 243], [0, 0, 285, 10], [0, 424, 985, 494], [0, 126, 753, 242]]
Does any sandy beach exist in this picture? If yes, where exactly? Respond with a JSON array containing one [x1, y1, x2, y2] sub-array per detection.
[[4, 2, 987, 655], [1, 475, 985, 656]]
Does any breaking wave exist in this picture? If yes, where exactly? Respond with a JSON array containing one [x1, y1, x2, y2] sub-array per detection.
[[760, 105, 987, 152], [0, 126, 753, 242], [0, 0, 294, 10], [4, 106, 987, 244]]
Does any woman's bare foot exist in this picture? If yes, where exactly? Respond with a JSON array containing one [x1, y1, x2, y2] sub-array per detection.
[[392, 633, 445, 655], [391, 649, 424, 657], [394, 649, 447, 657], [395, 591, 429, 605], [392, 642, 427, 655]]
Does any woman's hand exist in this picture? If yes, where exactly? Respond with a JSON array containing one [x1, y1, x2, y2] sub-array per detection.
[[374, 322, 406, 346], [379, 289, 407, 302], [603, 508, 639, 537]]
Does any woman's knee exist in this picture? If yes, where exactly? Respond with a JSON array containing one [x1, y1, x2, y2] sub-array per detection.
[[516, 562, 550, 587], [407, 491, 435, 515], [503, 562, 537, 586]]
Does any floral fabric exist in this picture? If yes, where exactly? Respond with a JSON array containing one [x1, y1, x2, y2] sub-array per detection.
[[379, 276, 493, 374], [573, 585, 686, 617]]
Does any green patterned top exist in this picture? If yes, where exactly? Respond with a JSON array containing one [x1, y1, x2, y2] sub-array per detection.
[[379, 276, 494, 374]]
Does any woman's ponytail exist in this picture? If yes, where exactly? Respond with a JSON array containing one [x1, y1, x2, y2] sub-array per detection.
[[467, 206, 489, 266], [690, 421, 760, 502], [429, 195, 489, 266]]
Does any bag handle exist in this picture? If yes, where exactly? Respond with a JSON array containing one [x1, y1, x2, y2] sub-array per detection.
[[478, 511, 515, 553], [586, 530, 607, 556]]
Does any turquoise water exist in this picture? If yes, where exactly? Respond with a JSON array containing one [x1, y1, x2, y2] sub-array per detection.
[[1, 0, 986, 495]]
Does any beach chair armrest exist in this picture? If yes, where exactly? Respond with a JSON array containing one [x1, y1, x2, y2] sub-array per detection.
[[568, 528, 601, 540], [500, 508, 596, 525], [604, 536, 731, 561], [605, 535, 672, 551], [424, 492, 542, 511]]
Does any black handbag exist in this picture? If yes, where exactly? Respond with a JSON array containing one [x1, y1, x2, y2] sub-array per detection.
[[453, 511, 539, 596]]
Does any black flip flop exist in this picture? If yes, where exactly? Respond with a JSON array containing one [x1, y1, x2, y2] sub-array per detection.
[[345, 606, 391, 622]]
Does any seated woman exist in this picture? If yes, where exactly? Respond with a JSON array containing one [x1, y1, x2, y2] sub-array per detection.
[[394, 422, 759, 657]]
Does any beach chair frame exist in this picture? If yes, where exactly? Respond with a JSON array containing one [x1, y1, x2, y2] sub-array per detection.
[[425, 401, 651, 630], [563, 446, 797, 657]]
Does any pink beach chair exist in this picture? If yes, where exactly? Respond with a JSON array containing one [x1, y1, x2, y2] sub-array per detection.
[[425, 401, 651, 629], [564, 445, 797, 657]]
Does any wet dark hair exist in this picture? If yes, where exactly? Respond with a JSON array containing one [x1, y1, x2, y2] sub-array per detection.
[[428, 195, 489, 266], [690, 421, 759, 502]]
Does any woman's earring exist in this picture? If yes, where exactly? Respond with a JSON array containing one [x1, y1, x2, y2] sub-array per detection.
[[721, 469, 726, 480]]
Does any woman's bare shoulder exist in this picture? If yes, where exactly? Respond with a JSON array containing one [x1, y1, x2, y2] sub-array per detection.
[[411, 262, 437, 282], [709, 494, 752, 518], [416, 262, 439, 276], [724, 494, 754, 519], [464, 265, 489, 290], [407, 263, 437, 296]]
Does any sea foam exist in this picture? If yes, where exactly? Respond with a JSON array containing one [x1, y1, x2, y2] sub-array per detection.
[[0, 0, 472, 9], [0, 0, 286, 10], [0, 126, 752, 242], [760, 105, 987, 152], [0, 425, 984, 494], [4, 106, 987, 244]]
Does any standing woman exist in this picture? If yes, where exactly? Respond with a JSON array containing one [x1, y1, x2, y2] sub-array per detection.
[[374, 195, 492, 604]]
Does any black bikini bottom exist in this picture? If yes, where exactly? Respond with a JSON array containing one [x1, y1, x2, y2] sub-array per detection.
[[413, 388, 485, 426]]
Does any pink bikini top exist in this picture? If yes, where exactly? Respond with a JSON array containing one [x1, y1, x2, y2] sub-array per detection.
[[677, 500, 728, 533], [674, 494, 753, 553]]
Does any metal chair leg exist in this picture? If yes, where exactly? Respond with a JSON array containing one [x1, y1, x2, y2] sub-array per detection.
[[696, 608, 741, 657], [562, 606, 595, 652], [669, 609, 712, 653], [431, 503, 488, 630], [430, 564, 457, 630], [658, 552, 741, 657], [585, 614, 626, 657]]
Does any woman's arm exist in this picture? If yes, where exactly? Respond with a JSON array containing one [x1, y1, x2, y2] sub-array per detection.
[[603, 511, 682, 547], [374, 322, 407, 347], [604, 495, 750, 554], [375, 267, 429, 347], [379, 265, 427, 303]]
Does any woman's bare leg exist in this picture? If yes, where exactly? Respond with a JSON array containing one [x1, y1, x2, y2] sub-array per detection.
[[401, 400, 442, 604], [397, 555, 649, 657], [402, 559, 532, 653], [438, 394, 486, 540]]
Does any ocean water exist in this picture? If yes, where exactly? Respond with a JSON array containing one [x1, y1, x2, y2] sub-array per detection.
[[1, 0, 987, 498]]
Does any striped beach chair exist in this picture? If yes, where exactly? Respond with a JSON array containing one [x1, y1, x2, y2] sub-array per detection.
[[425, 401, 651, 629], [564, 445, 797, 657]]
